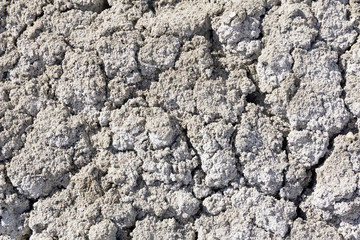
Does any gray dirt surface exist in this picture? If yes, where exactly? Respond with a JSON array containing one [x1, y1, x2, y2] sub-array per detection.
[[0, 0, 360, 239]]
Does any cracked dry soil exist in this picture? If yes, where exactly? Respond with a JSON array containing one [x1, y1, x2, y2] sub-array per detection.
[[1, 0, 360, 239]]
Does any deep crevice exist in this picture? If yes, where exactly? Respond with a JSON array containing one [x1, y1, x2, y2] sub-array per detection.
[[181, 125, 202, 182], [244, 67, 269, 112], [148, 0, 156, 14], [245, 90, 266, 107], [273, 135, 290, 201], [293, 124, 353, 219], [102, 0, 111, 12], [299, 142, 331, 196], [296, 205, 307, 220], [122, 220, 136, 240], [2, 164, 37, 239], [337, 38, 359, 119]]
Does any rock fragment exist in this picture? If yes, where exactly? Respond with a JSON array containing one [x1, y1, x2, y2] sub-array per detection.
[[131, 215, 195, 240], [0, 164, 30, 239], [341, 40, 360, 117], [7, 104, 92, 199], [289, 44, 349, 135], [312, 0, 358, 51], [235, 104, 288, 195], [196, 186, 297, 239], [139, 35, 181, 77], [55, 50, 106, 113], [301, 134, 360, 239]]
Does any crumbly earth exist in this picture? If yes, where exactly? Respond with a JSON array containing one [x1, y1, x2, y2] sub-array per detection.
[[0, 0, 360, 239]]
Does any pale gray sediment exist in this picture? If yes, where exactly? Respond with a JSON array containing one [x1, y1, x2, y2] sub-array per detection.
[[0, 0, 360, 239]]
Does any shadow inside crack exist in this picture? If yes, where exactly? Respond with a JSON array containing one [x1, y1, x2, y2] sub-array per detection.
[[101, 0, 111, 12]]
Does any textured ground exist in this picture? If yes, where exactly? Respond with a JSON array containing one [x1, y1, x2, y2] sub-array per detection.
[[1, 0, 360, 239]]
